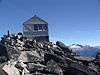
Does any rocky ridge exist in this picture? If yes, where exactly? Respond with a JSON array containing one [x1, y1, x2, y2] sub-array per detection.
[[0, 33, 100, 75]]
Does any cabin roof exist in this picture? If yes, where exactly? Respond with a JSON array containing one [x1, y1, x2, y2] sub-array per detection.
[[23, 15, 48, 25]]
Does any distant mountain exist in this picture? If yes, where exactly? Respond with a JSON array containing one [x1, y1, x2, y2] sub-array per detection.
[[69, 44, 100, 57], [94, 46, 100, 49]]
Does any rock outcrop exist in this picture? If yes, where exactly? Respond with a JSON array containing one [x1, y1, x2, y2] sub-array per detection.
[[0, 33, 99, 75]]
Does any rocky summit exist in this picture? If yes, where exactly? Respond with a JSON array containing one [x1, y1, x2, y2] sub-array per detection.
[[0, 33, 100, 75]]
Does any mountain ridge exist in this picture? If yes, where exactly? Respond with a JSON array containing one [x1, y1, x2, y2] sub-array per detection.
[[69, 44, 100, 57]]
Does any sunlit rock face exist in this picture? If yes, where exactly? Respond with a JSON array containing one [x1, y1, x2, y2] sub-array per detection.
[[0, 33, 99, 75]]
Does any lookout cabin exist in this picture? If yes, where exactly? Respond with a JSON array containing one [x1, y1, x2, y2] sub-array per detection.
[[23, 15, 49, 42]]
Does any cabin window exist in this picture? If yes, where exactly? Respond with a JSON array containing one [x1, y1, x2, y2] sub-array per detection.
[[39, 25, 43, 31], [34, 25, 38, 31], [43, 25, 48, 31]]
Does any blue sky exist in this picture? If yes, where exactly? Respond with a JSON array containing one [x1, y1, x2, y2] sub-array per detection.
[[0, 0, 100, 46]]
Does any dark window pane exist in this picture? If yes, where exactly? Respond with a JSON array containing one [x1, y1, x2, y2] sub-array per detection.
[[34, 25, 38, 30], [39, 25, 42, 30], [43, 25, 48, 31]]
